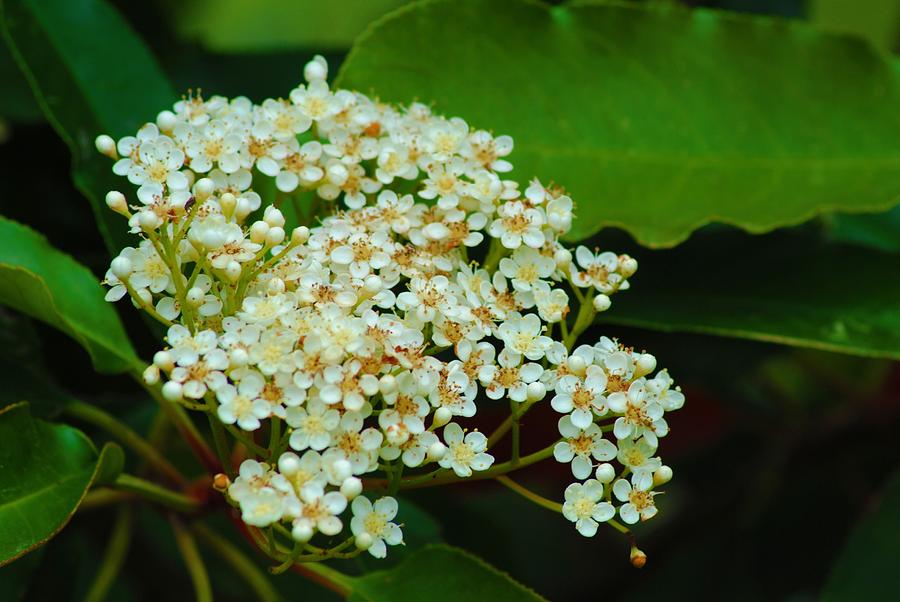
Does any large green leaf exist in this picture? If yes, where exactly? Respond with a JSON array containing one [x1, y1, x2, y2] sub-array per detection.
[[821, 471, 900, 601], [0, 216, 139, 373], [338, 0, 900, 247], [347, 544, 544, 601], [598, 228, 900, 359], [171, 0, 409, 52], [0, 0, 176, 253], [0, 402, 122, 566]]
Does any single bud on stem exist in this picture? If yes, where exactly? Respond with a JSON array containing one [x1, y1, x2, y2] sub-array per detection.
[[105, 191, 129, 216], [593, 294, 612, 312], [110, 256, 133, 279], [304, 55, 328, 82], [95, 135, 118, 159], [635, 353, 657, 377], [630, 546, 647, 568], [213, 473, 231, 491], [426, 441, 448, 462], [156, 110, 178, 133], [341, 477, 363, 500], [193, 177, 215, 203], [143, 364, 160, 386], [266, 226, 286, 247], [153, 350, 174, 372], [554, 248, 572, 270], [291, 226, 310, 245], [595, 463, 616, 483], [249, 221, 270, 244], [264, 206, 285, 228], [355, 532, 374, 551], [653, 465, 673, 486], [432, 407, 452, 428], [161, 381, 184, 402], [224, 260, 242, 283]]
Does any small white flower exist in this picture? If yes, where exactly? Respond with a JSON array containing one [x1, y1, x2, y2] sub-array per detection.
[[351, 496, 404, 558], [562, 479, 615, 537], [291, 482, 347, 539], [553, 416, 617, 480], [613, 479, 658, 524], [286, 399, 340, 451], [480, 348, 544, 402], [438, 423, 493, 477], [616, 439, 662, 491], [498, 247, 555, 292], [497, 312, 553, 361], [551, 368, 608, 429], [607, 379, 668, 447], [216, 375, 270, 431], [488, 201, 545, 249]]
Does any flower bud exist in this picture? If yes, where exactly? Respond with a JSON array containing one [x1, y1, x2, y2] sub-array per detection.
[[595, 463, 615, 483], [138, 210, 162, 232], [304, 55, 328, 82], [105, 191, 128, 215], [224, 260, 242, 283], [212, 473, 231, 492], [433, 407, 452, 428], [193, 178, 215, 203], [153, 350, 174, 371], [161, 380, 183, 402], [526, 381, 546, 402], [593, 294, 611, 312], [110, 256, 133, 279], [630, 546, 647, 569], [423, 222, 450, 241], [156, 110, 177, 132], [426, 441, 448, 462], [364, 275, 383, 294], [219, 192, 237, 218], [355, 532, 374, 551], [249, 221, 270, 244], [135, 288, 153, 307], [619, 255, 638, 278], [291, 226, 310, 245], [378, 374, 397, 395], [554, 248, 572, 269], [278, 453, 301, 475], [186, 286, 205, 307], [229, 348, 249, 369], [568, 354, 586, 374], [653, 465, 673, 487], [264, 206, 285, 228], [142, 364, 160, 385], [266, 226, 286, 247], [235, 197, 254, 221], [635, 353, 657, 378], [95, 134, 117, 158], [340, 477, 363, 500], [331, 459, 353, 483], [267, 278, 286, 295], [292, 521, 314, 543]]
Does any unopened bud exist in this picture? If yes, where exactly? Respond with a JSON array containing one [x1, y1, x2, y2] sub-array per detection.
[[142, 364, 160, 386], [156, 110, 177, 132], [161, 380, 183, 402], [153, 350, 174, 371], [264, 206, 285, 228], [292, 521, 314, 543], [554, 248, 572, 269], [229, 348, 249, 368], [193, 178, 215, 203], [619, 256, 638, 278], [593, 294, 611, 312], [138, 210, 162, 232], [266, 226, 285, 247], [379, 374, 397, 395], [653, 465, 673, 487], [95, 135, 117, 158], [568, 355, 586, 374], [526, 381, 546, 402], [355, 532, 373, 550], [267, 278, 286, 295], [224, 260, 242, 283], [340, 477, 363, 500], [304, 55, 328, 82], [630, 546, 647, 568], [331, 459, 352, 483], [595, 463, 615, 483], [235, 197, 253, 221], [249, 221, 270, 244], [110, 256, 133, 279], [212, 473, 231, 491], [278, 453, 301, 475], [105, 191, 128, 215], [364, 275, 383, 294], [291, 226, 310, 245], [426, 441, 447, 462], [219, 192, 237, 218], [433, 407, 452, 428], [635, 353, 657, 378]]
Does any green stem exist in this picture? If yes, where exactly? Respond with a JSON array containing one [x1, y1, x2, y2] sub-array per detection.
[[84, 505, 133, 602], [207, 410, 234, 477], [399, 441, 557, 490], [225, 423, 270, 458], [509, 399, 520, 466], [170, 516, 213, 602], [64, 401, 186, 486], [194, 523, 281, 602], [292, 562, 353, 598], [495, 475, 562, 513], [488, 399, 539, 449], [564, 289, 596, 350], [268, 417, 281, 456], [111, 474, 201, 514]]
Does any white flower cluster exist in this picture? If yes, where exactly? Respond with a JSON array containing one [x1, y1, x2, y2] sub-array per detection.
[[98, 56, 683, 556]]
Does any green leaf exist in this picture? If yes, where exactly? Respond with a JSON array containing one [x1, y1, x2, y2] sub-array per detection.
[[0, 42, 40, 122], [338, 0, 900, 247], [809, 0, 900, 53], [0, 402, 121, 566], [348, 544, 545, 602], [0, 0, 176, 254], [598, 229, 900, 359], [824, 206, 900, 253], [821, 471, 900, 601], [171, 0, 410, 52], [0, 216, 139, 373]]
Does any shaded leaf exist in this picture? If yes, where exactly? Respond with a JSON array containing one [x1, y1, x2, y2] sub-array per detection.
[[0, 402, 121, 566], [821, 471, 900, 601], [347, 544, 544, 602], [824, 206, 900, 253], [597, 228, 900, 359], [0, 0, 176, 253], [338, 0, 900, 247], [0, 216, 138, 373]]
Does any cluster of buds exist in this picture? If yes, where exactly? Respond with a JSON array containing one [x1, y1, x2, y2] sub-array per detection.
[[98, 56, 683, 562]]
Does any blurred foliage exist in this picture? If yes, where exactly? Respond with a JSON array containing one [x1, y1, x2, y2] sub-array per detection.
[[0, 0, 899, 600]]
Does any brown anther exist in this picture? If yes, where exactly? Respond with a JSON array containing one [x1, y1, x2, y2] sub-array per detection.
[[213, 473, 231, 491]]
